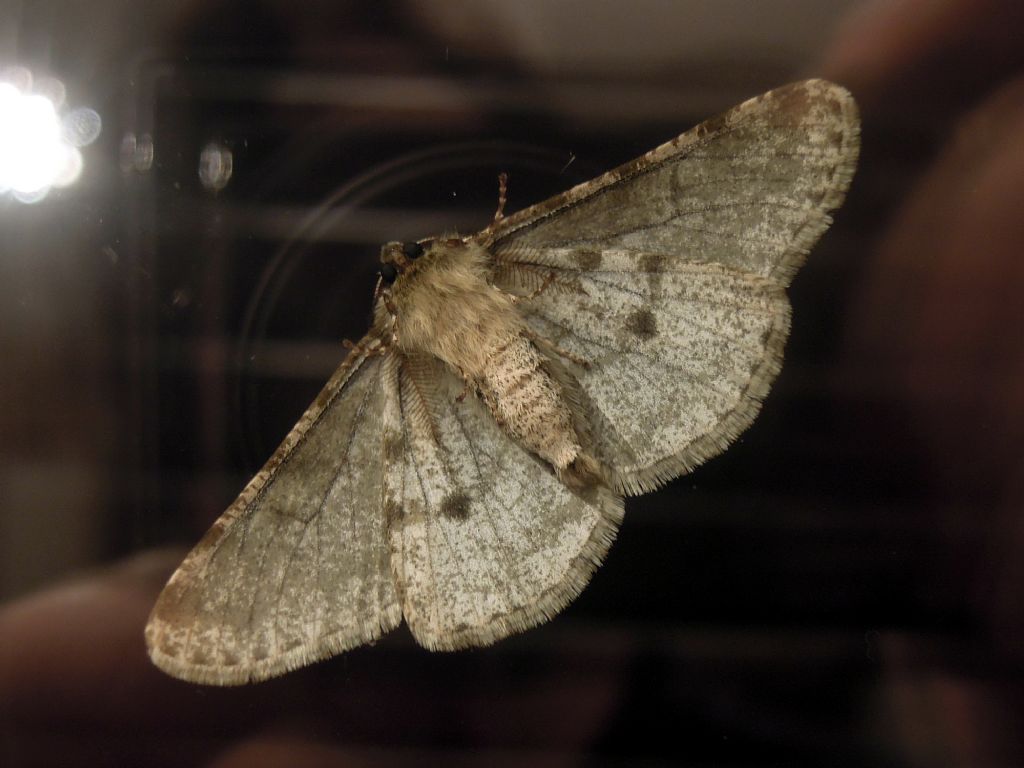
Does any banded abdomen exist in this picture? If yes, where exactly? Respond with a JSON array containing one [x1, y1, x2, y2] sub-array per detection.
[[477, 333, 603, 490]]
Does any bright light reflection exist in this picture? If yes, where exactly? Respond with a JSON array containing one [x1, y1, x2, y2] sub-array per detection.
[[0, 70, 100, 202], [199, 141, 233, 191]]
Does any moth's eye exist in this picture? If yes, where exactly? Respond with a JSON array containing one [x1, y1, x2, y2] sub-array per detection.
[[402, 241, 425, 260], [380, 263, 398, 284]]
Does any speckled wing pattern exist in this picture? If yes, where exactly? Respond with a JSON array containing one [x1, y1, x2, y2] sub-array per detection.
[[146, 80, 858, 684], [146, 337, 400, 685], [488, 79, 859, 494], [380, 353, 622, 649]]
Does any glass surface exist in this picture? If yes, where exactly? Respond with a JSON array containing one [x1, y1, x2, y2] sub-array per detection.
[[2, 1, 1023, 766]]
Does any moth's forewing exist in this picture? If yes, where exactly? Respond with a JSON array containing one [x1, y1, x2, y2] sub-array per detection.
[[486, 79, 859, 286], [486, 79, 859, 493], [146, 337, 401, 685]]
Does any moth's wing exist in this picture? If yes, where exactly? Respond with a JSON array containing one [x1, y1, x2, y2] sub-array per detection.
[[380, 352, 623, 650], [487, 79, 859, 286], [499, 250, 791, 494], [486, 79, 858, 494], [145, 336, 400, 684]]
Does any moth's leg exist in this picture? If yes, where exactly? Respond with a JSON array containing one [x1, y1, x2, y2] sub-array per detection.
[[343, 337, 389, 357], [381, 293, 401, 343], [506, 270, 556, 305], [525, 328, 592, 370], [366, 274, 399, 345], [453, 366, 474, 403]]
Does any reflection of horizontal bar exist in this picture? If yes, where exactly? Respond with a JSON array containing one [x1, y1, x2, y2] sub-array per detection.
[[239, 339, 351, 379], [160, 337, 350, 379], [164, 203, 486, 244], [183, 70, 774, 125], [171, 334, 1000, 408]]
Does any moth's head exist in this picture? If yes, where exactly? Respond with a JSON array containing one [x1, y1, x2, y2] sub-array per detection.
[[379, 240, 425, 282], [377, 238, 464, 289]]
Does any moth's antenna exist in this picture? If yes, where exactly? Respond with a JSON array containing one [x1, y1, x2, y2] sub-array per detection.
[[493, 172, 508, 224], [480, 172, 509, 244]]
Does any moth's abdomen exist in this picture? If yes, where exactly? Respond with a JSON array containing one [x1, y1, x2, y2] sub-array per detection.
[[479, 334, 581, 472]]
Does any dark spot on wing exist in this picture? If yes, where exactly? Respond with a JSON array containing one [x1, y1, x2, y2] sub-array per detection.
[[639, 253, 666, 273], [774, 82, 811, 117], [573, 248, 603, 271], [385, 498, 405, 528], [383, 434, 404, 461], [439, 491, 472, 520], [626, 309, 658, 339], [639, 253, 666, 295]]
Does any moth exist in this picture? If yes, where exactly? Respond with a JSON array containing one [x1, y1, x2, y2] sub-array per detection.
[[146, 79, 859, 684]]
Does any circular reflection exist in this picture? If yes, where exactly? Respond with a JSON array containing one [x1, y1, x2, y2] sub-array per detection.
[[13, 186, 50, 204], [1, 65, 32, 92], [52, 146, 83, 187], [119, 132, 136, 173], [198, 141, 233, 191], [33, 76, 66, 110], [118, 132, 154, 173], [135, 133, 154, 172], [62, 108, 102, 147]]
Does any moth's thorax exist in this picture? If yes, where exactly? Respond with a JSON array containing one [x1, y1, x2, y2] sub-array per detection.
[[387, 239, 524, 376], [382, 238, 581, 470]]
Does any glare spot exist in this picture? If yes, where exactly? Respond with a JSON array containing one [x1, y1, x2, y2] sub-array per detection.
[[198, 141, 233, 191], [121, 131, 153, 173], [34, 76, 66, 110], [13, 186, 50, 205], [0, 68, 101, 202], [1, 65, 32, 92], [52, 145, 83, 187], [119, 132, 136, 172], [62, 108, 102, 147]]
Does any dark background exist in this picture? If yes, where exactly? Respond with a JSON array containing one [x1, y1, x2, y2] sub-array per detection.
[[2, 1, 1024, 766]]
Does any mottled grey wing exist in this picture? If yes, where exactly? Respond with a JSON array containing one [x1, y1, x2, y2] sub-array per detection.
[[146, 337, 400, 684], [500, 249, 791, 494], [378, 353, 623, 650], [486, 80, 858, 494], [486, 79, 859, 286]]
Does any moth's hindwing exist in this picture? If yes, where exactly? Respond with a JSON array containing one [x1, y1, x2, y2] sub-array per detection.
[[381, 353, 623, 649], [498, 252, 791, 494]]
